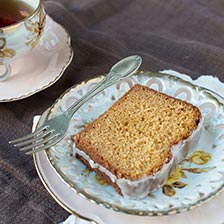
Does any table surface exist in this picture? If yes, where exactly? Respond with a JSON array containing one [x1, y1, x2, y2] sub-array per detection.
[[1, 0, 224, 223]]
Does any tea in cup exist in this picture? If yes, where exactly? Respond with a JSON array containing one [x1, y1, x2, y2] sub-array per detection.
[[0, 0, 46, 81]]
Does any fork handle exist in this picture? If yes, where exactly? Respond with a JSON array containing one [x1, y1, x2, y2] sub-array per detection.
[[65, 73, 116, 118], [65, 55, 142, 118]]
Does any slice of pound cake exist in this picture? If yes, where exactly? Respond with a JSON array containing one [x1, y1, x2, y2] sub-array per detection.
[[74, 84, 202, 199]]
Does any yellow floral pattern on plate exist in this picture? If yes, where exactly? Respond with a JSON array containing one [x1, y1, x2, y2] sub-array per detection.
[[81, 149, 213, 197], [82, 167, 109, 186], [162, 150, 213, 197]]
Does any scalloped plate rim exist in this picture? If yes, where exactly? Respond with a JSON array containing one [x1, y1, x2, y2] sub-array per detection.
[[44, 71, 224, 216]]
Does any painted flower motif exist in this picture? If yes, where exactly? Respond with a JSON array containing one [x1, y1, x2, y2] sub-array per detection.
[[162, 184, 176, 197], [0, 37, 16, 59], [182, 167, 212, 173], [25, 8, 46, 48], [82, 168, 91, 176], [75, 120, 92, 129], [162, 166, 187, 197], [82, 167, 108, 186], [188, 151, 211, 165], [162, 150, 213, 197], [94, 173, 108, 186], [165, 166, 185, 185]]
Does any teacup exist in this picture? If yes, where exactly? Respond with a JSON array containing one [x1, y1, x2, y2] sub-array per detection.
[[0, 0, 46, 81]]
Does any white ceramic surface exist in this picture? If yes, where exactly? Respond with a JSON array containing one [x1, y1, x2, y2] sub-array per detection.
[[33, 71, 224, 224], [0, 15, 73, 102], [45, 71, 224, 215]]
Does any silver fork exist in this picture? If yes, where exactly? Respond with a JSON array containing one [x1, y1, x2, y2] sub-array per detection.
[[9, 55, 142, 154]]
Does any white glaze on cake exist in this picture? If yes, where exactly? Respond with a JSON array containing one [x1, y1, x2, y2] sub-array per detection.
[[73, 117, 203, 199]]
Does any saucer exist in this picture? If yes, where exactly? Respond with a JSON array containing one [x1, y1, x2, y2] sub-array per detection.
[[0, 15, 73, 103], [47, 71, 224, 215], [33, 71, 224, 224]]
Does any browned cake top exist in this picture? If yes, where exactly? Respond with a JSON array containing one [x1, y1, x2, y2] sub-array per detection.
[[75, 84, 201, 180]]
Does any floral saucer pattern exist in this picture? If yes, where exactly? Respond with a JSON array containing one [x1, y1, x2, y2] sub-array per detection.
[[46, 71, 224, 216]]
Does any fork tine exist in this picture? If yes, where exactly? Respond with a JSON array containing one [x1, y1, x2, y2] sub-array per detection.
[[14, 130, 53, 147], [19, 133, 59, 152], [26, 138, 62, 155], [9, 125, 48, 144]]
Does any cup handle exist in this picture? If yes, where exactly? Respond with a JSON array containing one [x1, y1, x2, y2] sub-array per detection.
[[0, 64, 11, 82]]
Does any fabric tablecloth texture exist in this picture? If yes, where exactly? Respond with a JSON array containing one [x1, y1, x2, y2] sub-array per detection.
[[1, 0, 224, 223]]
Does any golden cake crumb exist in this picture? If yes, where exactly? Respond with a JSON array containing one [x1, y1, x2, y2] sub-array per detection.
[[75, 84, 201, 184]]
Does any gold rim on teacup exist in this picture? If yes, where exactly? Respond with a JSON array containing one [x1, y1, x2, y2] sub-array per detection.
[[0, 0, 46, 82]]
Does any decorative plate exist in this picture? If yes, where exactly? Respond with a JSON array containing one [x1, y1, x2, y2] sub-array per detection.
[[0, 15, 73, 103], [46, 71, 224, 216]]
